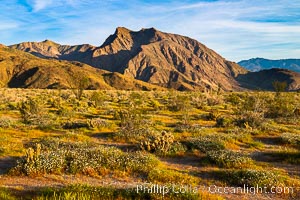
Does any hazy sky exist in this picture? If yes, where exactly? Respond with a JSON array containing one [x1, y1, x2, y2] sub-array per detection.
[[1, 0, 300, 61]]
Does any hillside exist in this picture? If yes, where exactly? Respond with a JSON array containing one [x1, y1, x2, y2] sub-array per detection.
[[238, 58, 300, 73], [10, 27, 248, 91], [9, 27, 300, 91], [0, 45, 164, 90], [236, 68, 300, 91]]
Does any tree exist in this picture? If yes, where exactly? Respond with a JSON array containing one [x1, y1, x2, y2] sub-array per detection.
[[67, 71, 91, 100], [272, 81, 287, 94]]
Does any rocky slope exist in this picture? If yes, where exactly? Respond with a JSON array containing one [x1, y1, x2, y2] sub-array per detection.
[[9, 27, 300, 91], [10, 27, 248, 91], [238, 58, 300, 73], [0, 45, 164, 90]]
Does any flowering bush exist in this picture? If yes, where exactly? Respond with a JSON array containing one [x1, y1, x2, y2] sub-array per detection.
[[11, 139, 159, 176], [218, 169, 285, 187], [281, 132, 300, 149], [206, 150, 253, 168], [189, 135, 225, 153]]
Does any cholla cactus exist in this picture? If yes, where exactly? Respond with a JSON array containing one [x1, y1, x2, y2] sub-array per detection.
[[87, 118, 108, 129], [26, 148, 35, 163], [25, 143, 42, 163], [35, 143, 41, 159], [139, 131, 174, 154]]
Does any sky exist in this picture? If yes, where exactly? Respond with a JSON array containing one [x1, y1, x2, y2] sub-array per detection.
[[0, 0, 300, 61]]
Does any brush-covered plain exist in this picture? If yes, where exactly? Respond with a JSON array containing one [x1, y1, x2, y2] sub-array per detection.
[[0, 89, 299, 199]]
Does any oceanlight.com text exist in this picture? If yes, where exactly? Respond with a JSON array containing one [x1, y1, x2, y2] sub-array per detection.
[[135, 184, 294, 195]]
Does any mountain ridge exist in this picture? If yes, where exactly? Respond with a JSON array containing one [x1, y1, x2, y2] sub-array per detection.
[[7, 27, 300, 91], [10, 27, 248, 91], [238, 58, 300, 73], [0, 45, 165, 90]]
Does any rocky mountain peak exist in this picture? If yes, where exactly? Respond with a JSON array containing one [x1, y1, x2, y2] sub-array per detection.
[[115, 27, 131, 35]]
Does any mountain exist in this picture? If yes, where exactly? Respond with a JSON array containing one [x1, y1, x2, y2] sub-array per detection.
[[10, 27, 248, 91], [236, 68, 300, 91], [238, 58, 300, 73], [0, 45, 164, 90], [8, 27, 300, 91]]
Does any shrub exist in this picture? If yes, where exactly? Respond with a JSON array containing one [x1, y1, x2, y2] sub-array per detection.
[[139, 131, 174, 154], [281, 132, 300, 149], [266, 93, 297, 118], [234, 111, 264, 128], [0, 188, 16, 200], [273, 81, 287, 93], [148, 169, 199, 185], [89, 91, 106, 108], [115, 109, 153, 141], [173, 123, 203, 134], [167, 93, 191, 112], [87, 118, 109, 129], [205, 110, 221, 121], [62, 121, 89, 129], [56, 106, 75, 118], [167, 142, 188, 156], [206, 94, 224, 106], [206, 150, 253, 168], [217, 169, 285, 188], [215, 117, 233, 128], [18, 98, 47, 124], [0, 117, 13, 128], [225, 93, 241, 106], [234, 93, 267, 128], [11, 140, 159, 176], [189, 136, 225, 153]]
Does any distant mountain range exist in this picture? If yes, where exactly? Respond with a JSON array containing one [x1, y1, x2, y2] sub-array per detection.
[[1, 27, 299, 91], [238, 58, 300, 73]]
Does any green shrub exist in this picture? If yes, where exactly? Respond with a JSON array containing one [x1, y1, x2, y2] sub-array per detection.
[[0, 188, 16, 200], [217, 169, 285, 188], [189, 135, 225, 153], [167, 93, 191, 112], [167, 142, 188, 156], [215, 117, 233, 128], [18, 97, 47, 124], [62, 121, 89, 129], [11, 140, 159, 176], [281, 132, 300, 149], [174, 123, 203, 134], [139, 131, 174, 155], [89, 91, 106, 108], [0, 117, 13, 128], [148, 169, 199, 185], [87, 118, 109, 129], [115, 109, 153, 141], [205, 110, 221, 121], [225, 93, 242, 106], [266, 94, 297, 118], [56, 107, 75, 118], [235, 111, 264, 128], [206, 150, 253, 168]]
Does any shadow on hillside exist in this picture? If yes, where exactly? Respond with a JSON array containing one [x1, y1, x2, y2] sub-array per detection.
[[0, 156, 18, 175], [235, 68, 293, 91], [8, 67, 39, 88], [253, 136, 283, 145]]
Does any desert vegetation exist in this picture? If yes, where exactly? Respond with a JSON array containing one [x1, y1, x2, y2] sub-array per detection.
[[0, 88, 299, 199]]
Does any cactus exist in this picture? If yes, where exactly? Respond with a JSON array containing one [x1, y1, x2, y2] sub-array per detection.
[[139, 131, 174, 154], [26, 148, 35, 163]]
